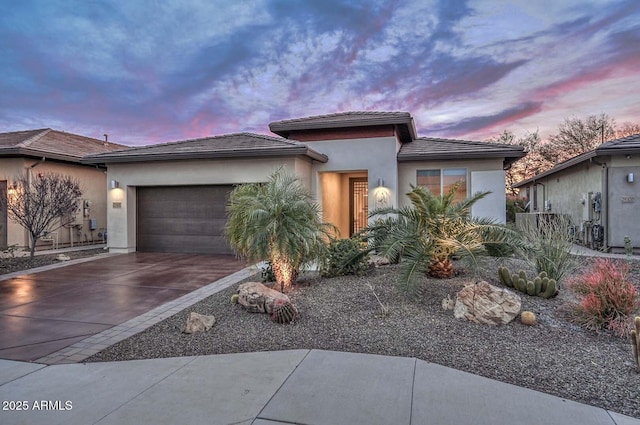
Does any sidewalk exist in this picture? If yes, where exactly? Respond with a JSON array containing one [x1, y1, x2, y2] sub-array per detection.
[[1, 349, 638, 425]]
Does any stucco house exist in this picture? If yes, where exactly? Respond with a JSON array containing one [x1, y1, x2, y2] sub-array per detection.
[[513, 133, 640, 253], [0, 129, 126, 250], [83, 111, 525, 255]]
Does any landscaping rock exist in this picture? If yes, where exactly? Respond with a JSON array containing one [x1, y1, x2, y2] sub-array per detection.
[[369, 255, 390, 267], [521, 311, 537, 326], [453, 280, 521, 326], [183, 312, 216, 334], [237, 281, 291, 314], [56, 254, 71, 261]]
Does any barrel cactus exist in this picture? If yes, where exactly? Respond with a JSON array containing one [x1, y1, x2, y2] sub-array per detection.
[[271, 299, 297, 324]]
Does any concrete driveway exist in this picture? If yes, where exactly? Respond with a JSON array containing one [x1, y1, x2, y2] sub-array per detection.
[[0, 253, 246, 362]]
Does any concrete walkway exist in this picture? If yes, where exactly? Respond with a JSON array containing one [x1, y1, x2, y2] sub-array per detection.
[[1, 349, 638, 425]]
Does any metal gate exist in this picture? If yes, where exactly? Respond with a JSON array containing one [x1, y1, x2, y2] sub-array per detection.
[[349, 178, 368, 236]]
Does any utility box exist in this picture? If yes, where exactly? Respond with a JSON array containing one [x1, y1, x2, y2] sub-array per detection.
[[582, 192, 593, 222], [89, 218, 97, 230]]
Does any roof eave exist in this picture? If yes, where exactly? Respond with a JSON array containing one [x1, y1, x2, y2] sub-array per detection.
[[0, 147, 83, 164], [512, 151, 598, 188], [82, 147, 328, 164], [397, 151, 525, 162]]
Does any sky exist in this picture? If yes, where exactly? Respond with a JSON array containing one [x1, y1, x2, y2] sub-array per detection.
[[1, 0, 639, 146]]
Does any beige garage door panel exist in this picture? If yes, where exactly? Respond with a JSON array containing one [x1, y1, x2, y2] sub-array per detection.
[[137, 185, 234, 254]]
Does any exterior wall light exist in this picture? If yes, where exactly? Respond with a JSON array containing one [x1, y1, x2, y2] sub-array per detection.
[[110, 180, 120, 189], [377, 178, 384, 188], [628, 173, 635, 183]]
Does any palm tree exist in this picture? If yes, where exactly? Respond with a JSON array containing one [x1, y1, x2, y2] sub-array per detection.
[[371, 183, 521, 293], [225, 170, 335, 290]]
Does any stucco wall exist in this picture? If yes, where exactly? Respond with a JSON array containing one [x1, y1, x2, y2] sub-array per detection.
[[105, 156, 306, 253], [0, 158, 108, 249], [397, 158, 506, 221], [310, 137, 399, 215], [608, 165, 640, 250]]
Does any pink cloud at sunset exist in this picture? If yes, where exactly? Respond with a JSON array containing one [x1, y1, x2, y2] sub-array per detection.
[[0, 0, 638, 146]]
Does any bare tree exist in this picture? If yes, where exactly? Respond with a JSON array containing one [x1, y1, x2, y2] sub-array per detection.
[[0, 172, 82, 260], [616, 122, 640, 138], [488, 130, 550, 195], [540, 114, 616, 165]]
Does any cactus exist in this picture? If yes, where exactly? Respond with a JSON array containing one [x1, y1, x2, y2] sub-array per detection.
[[271, 299, 297, 324], [632, 317, 640, 370], [498, 267, 513, 287], [230, 294, 239, 304], [539, 275, 558, 299], [497, 268, 558, 298]]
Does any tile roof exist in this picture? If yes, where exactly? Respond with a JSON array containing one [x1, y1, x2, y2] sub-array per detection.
[[82, 132, 328, 164], [0, 128, 127, 163], [513, 133, 640, 188], [596, 132, 640, 155], [269, 111, 417, 143], [398, 137, 526, 163]]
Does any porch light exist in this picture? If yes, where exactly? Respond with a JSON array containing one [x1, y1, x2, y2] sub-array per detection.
[[110, 180, 120, 189], [628, 173, 635, 183], [377, 178, 384, 188]]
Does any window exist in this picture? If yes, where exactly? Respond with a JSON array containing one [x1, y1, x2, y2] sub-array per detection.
[[417, 168, 467, 202]]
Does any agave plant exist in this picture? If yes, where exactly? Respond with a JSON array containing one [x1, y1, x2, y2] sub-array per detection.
[[370, 183, 521, 293], [225, 170, 335, 289]]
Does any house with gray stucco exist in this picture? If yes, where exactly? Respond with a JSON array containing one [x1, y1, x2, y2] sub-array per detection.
[[513, 133, 640, 253], [82, 111, 525, 255]]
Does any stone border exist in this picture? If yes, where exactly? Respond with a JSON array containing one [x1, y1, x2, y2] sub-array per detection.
[[35, 262, 264, 365]]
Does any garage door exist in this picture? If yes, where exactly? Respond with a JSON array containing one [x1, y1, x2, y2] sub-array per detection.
[[137, 185, 234, 254]]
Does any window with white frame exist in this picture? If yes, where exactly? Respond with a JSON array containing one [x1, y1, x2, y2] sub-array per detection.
[[416, 168, 467, 202]]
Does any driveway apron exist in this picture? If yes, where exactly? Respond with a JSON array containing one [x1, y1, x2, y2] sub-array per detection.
[[0, 253, 246, 362]]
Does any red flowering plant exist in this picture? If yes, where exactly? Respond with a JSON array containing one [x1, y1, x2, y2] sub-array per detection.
[[567, 258, 639, 337]]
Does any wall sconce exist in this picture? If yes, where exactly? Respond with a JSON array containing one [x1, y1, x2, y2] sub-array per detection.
[[628, 173, 635, 183], [7, 181, 18, 196], [110, 180, 120, 189], [377, 178, 384, 188]]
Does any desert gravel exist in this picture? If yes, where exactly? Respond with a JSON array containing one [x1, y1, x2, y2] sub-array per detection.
[[86, 255, 640, 418]]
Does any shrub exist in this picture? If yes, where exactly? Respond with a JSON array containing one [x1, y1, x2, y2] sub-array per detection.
[[261, 261, 276, 283], [506, 198, 526, 223], [517, 214, 576, 285], [320, 237, 370, 278], [567, 259, 639, 337]]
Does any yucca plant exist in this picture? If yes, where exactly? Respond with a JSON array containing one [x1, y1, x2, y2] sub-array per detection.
[[225, 170, 335, 290], [370, 183, 522, 293]]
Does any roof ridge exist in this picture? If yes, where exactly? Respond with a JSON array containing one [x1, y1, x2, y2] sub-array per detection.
[[18, 128, 51, 147]]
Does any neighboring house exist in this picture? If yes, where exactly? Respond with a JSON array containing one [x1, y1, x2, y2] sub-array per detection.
[[0, 129, 126, 250], [513, 133, 640, 253], [84, 111, 525, 255]]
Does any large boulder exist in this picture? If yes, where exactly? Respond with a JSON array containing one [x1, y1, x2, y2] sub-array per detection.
[[453, 281, 521, 326], [183, 312, 216, 334], [237, 282, 291, 314]]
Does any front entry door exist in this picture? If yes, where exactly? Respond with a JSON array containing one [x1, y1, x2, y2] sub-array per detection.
[[349, 178, 368, 236]]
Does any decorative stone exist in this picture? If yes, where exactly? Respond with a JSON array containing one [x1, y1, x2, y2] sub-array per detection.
[[56, 254, 71, 261], [520, 311, 537, 326], [237, 281, 291, 314], [453, 280, 521, 326], [183, 312, 216, 334], [369, 255, 390, 267], [441, 295, 455, 311]]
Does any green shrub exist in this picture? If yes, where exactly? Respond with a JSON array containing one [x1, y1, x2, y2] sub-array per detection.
[[261, 261, 276, 283], [517, 214, 576, 285], [506, 198, 526, 223], [483, 242, 514, 257], [320, 237, 370, 278]]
